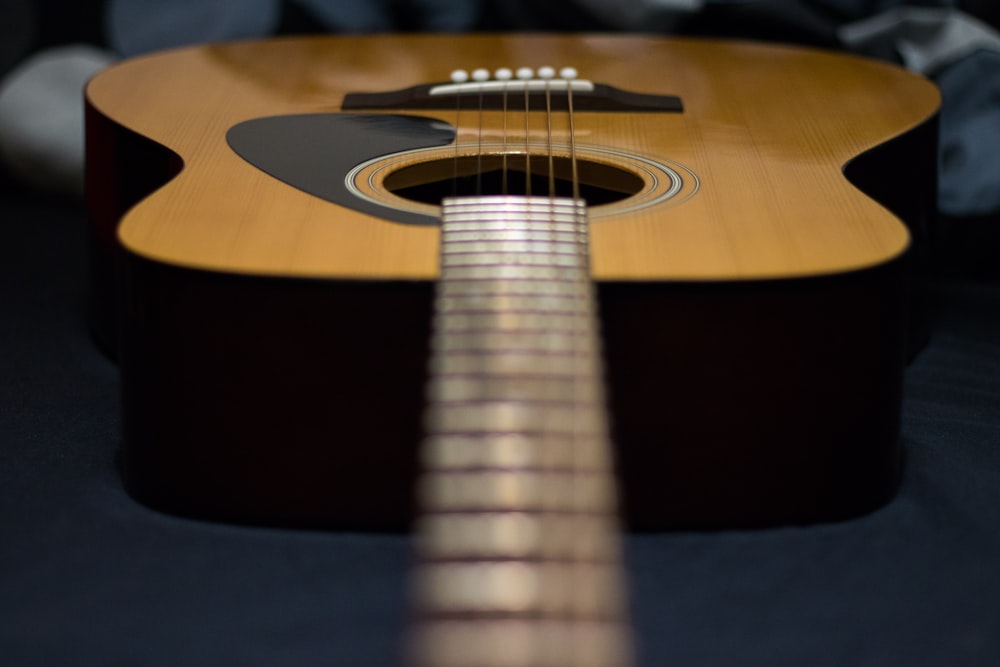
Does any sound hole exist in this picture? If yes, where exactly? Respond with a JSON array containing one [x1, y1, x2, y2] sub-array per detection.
[[383, 155, 645, 205]]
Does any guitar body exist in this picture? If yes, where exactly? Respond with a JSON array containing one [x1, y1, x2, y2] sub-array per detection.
[[85, 35, 939, 530]]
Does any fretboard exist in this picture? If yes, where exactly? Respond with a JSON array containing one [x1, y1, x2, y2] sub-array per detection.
[[408, 196, 633, 667]]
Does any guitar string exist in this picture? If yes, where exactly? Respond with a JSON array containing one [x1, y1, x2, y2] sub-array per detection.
[[523, 75, 532, 196], [477, 73, 484, 197], [545, 74, 555, 197], [564, 72, 583, 624], [451, 87, 462, 197], [501, 74, 509, 195], [451, 70, 464, 198], [561, 67, 583, 528], [549, 69, 589, 630], [567, 69, 580, 200]]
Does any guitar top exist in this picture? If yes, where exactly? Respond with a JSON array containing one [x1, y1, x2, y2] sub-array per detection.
[[86, 34, 938, 283]]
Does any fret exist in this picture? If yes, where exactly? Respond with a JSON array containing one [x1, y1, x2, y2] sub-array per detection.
[[410, 195, 631, 667], [415, 512, 622, 560], [431, 332, 596, 355], [427, 402, 607, 435], [447, 234, 587, 246], [442, 239, 583, 253], [438, 293, 588, 314], [430, 351, 597, 377], [414, 561, 626, 616], [442, 265, 587, 282], [421, 434, 610, 471], [418, 470, 615, 513], [440, 220, 586, 233], [409, 620, 632, 667], [438, 279, 583, 297], [442, 201, 586, 215], [427, 374, 602, 402], [442, 255, 587, 271], [436, 311, 589, 332]]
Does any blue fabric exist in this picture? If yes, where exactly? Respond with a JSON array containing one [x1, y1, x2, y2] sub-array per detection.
[[293, 0, 396, 32], [107, 0, 484, 56], [107, 0, 281, 56], [809, 0, 960, 20], [297, 0, 482, 31], [936, 49, 1000, 217]]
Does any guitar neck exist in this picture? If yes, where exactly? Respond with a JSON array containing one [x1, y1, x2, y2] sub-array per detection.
[[408, 196, 633, 666]]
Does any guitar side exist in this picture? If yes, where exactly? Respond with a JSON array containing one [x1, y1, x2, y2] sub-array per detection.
[[85, 35, 940, 529]]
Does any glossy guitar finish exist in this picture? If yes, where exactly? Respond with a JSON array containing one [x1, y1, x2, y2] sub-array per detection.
[[85, 34, 939, 530]]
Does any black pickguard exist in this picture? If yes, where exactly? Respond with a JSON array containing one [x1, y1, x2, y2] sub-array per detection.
[[226, 114, 455, 226]]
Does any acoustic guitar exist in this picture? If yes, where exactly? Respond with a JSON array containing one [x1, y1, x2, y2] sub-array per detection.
[[85, 33, 938, 665], [86, 35, 938, 529]]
